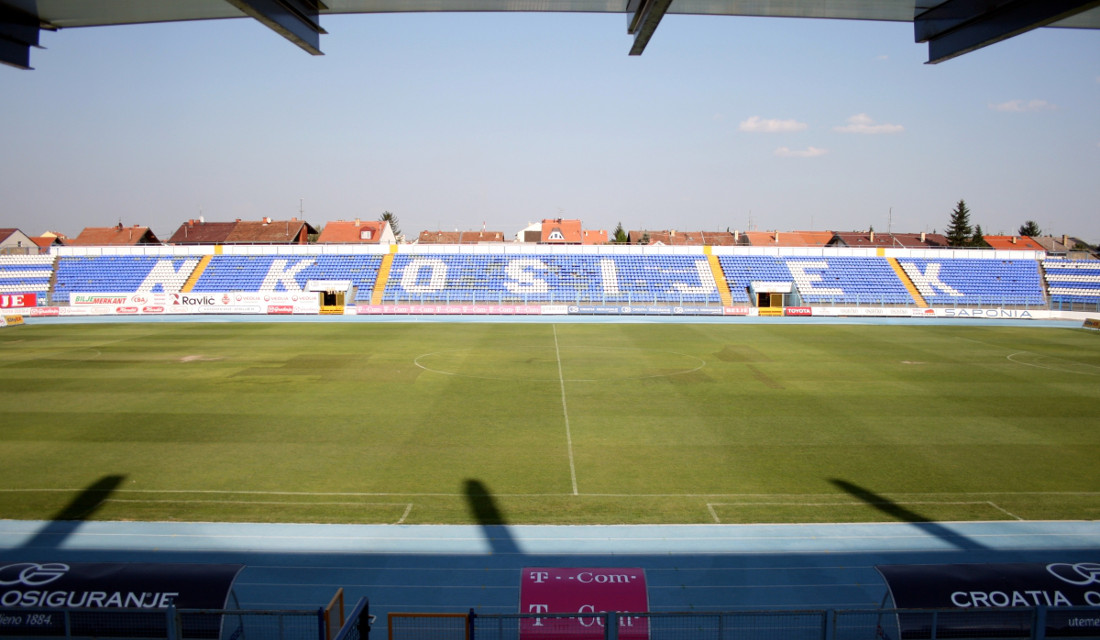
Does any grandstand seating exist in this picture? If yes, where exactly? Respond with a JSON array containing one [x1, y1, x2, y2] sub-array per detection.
[[0, 254, 54, 303], [717, 256, 913, 304], [191, 255, 383, 301], [897, 258, 1045, 306], [53, 256, 200, 303], [381, 254, 720, 304], [1043, 259, 1100, 305], [31, 249, 1086, 310]]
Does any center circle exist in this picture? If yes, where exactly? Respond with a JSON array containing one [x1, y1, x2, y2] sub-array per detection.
[[414, 346, 706, 382]]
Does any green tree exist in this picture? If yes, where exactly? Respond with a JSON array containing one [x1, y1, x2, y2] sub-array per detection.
[[612, 222, 628, 244], [971, 224, 988, 248], [1018, 220, 1041, 237], [380, 211, 401, 239], [945, 199, 973, 247]]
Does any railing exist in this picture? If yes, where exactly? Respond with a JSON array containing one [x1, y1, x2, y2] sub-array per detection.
[[0, 605, 327, 639], [385, 607, 1100, 640]]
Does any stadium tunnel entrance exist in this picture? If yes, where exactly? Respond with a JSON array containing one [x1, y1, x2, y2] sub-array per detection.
[[308, 279, 352, 314]]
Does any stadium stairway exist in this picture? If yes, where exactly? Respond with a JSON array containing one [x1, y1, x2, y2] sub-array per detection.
[[181, 255, 213, 293], [371, 248, 397, 305], [705, 247, 733, 307], [887, 257, 926, 307]]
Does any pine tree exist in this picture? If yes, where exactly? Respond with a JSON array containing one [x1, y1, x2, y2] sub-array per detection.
[[945, 200, 973, 247], [1018, 220, 1041, 237], [971, 224, 988, 248], [612, 222, 628, 244], [380, 211, 401, 239]]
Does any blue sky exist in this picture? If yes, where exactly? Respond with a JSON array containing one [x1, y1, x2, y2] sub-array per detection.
[[2, 12, 1098, 242]]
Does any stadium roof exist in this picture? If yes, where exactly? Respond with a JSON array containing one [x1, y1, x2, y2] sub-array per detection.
[[3, 0, 1098, 69]]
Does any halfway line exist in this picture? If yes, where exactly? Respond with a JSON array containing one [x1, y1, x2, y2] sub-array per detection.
[[554, 324, 579, 496]]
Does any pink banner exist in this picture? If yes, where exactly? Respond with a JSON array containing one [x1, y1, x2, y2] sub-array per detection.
[[520, 567, 648, 640]]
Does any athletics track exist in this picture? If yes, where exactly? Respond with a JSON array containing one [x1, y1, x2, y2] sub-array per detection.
[[2, 315, 1097, 623]]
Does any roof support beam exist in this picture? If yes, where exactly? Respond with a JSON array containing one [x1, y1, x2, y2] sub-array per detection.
[[916, 0, 1100, 63], [627, 0, 674, 55], [223, 0, 327, 55], [0, 2, 41, 69]]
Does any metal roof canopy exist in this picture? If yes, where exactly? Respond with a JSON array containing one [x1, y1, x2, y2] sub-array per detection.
[[1, 0, 1098, 69]]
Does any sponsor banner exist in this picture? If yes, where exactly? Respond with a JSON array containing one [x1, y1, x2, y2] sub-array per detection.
[[21, 307, 59, 317], [1, 315, 23, 327], [267, 305, 295, 315], [878, 563, 1100, 639], [1082, 318, 1100, 330], [0, 293, 36, 309], [71, 293, 170, 307], [758, 307, 783, 317], [169, 292, 318, 315], [542, 305, 569, 316], [356, 304, 543, 315], [723, 306, 751, 316], [811, 307, 914, 318], [924, 308, 1041, 320], [563, 305, 726, 316], [0, 562, 243, 638], [784, 306, 812, 317], [520, 568, 649, 640]]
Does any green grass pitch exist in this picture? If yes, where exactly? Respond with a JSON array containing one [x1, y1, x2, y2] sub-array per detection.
[[1, 320, 1097, 525]]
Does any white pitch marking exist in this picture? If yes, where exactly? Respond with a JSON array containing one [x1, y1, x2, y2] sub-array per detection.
[[706, 503, 721, 523], [987, 501, 1024, 521], [554, 324, 579, 496], [395, 503, 413, 525]]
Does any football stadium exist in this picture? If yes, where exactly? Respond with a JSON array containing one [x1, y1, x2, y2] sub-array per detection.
[[1, 240, 1098, 639]]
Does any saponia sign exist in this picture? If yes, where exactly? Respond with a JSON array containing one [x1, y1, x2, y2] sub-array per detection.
[[877, 563, 1100, 638], [520, 567, 648, 639], [0, 562, 243, 638]]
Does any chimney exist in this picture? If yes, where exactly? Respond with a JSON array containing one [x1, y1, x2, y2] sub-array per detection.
[[869, 230, 875, 242], [354, 218, 360, 227], [734, 230, 740, 242], [1062, 235, 1069, 248], [920, 231, 926, 243], [1011, 236, 1017, 244], [262, 217, 271, 225]]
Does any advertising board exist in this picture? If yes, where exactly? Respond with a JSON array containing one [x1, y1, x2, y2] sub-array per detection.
[[0, 294, 36, 309], [520, 568, 648, 640], [877, 563, 1100, 638]]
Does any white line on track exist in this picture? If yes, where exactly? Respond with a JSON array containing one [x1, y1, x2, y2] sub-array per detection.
[[553, 324, 579, 496]]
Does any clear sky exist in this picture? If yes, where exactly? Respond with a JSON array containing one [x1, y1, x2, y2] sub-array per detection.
[[2, 12, 1098, 243]]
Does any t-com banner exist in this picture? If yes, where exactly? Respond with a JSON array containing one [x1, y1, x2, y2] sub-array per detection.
[[520, 567, 649, 640], [877, 563, 1100, 638], [0, 562, 244, 638]]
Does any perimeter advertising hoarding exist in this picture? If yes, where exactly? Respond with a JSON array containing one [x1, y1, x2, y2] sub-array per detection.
[[877, 563, 1100, 638], [356, 304, 543, 315], [0, 294, 36, 309], [520, 567, 648, 640], [0, 562, 244, 638]]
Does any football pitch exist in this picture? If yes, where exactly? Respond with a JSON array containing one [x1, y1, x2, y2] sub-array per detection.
[[1, 320, 1097, 526]]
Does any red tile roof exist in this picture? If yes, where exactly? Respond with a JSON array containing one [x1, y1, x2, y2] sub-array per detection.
[[167, 219, 316, 244], [983, 235, 1045, 250], [417, 230, 505, 244], [743, 231, 834, 247], [68, 224, 160, 246], [628, 230, 743, 246], [830, 232, 949, 248], [317, 220, 389, 243], [541, 219, 583, 243]]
